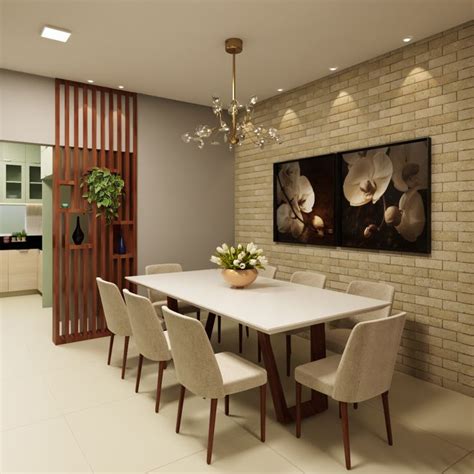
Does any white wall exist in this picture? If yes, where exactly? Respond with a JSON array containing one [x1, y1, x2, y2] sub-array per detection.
[[0, 68, 234, 271]]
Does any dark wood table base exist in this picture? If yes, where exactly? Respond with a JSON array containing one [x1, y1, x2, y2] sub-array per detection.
[[167, 296, 328, 424]]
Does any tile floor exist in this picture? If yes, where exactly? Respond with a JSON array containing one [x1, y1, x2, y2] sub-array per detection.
[[1, 294, 473, 473]]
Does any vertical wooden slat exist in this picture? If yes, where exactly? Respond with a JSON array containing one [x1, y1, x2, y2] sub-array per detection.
[[73, 85, 80, 336], [91, 88, 98, 334], [82, 85, 88, 334], [108, 91, 115, 287], [64, 84, 71, 338], [132, 93, 138, 278], [124, 95, 131, 288], [117, 93, 123, 289]]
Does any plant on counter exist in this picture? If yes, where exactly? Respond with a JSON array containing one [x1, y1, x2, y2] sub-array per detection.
[[81, 167, 125, 224], [210, 242, 267, 270]]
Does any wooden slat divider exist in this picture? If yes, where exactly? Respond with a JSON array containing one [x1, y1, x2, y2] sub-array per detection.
[[53, 79, 137, 344]]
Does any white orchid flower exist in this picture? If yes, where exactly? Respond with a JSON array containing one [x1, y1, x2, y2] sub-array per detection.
[[395, 188, 426, 242], [233, 259, 240, 266], [343, 148, 393, 206], [390, 142, 428, 192], [237, 243, 242, 250], [210, 255, 222, 265], [277, 202, 305, 238], [276, 162, 301, 204], [222, 243, 228, 251], [230, 246, 235, 253], [216, 246, 224, 254], [238, 251, 245, 260], [249, 259, 257, 265], [239, 262, 246, 269]]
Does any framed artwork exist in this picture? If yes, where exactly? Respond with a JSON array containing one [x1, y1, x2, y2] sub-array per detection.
[[272, 138, 431, 254], [339, 138, 431, 254], [273, 153, 338, 246]]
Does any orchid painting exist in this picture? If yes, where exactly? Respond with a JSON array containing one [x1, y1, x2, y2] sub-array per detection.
[[340, 138, 430, 253], [274, 154, 337, 246]]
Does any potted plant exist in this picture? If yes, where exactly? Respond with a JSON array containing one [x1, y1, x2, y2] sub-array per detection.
[[210, 242, 267, 289], [81, 167, 125, 224]]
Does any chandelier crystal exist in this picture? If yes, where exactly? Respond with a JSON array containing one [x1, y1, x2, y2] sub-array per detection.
[[182, 38, 282, 150]]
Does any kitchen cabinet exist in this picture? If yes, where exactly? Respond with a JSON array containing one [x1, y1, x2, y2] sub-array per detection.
[[0, 251, 8, 292], [0, 249, 40, 292], [1, 162, 26, 203], [27, 164, 42, 202]]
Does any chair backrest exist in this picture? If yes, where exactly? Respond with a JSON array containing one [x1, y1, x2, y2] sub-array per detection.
[[290, 271, 327, 288], [96, 277, 132, 337], [123, 290, 171, 362], [333, 312, 406, 403], [339, 280, 394, 328], [259, 265, 277, 279], [145, 263, 183, 303], [162, 306, 225, 399]]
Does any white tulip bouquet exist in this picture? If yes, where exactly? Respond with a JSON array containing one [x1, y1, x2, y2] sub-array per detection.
[[210, 243, 267, 270]]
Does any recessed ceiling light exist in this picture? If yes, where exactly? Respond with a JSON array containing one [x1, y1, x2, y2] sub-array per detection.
[[277, 88, 284, 92], [403, 36, 413, 43], [87, 79, 94, 84], [329, 67, 338, 72], [40, 25, 71, 43], [118, 85, 125, 89]]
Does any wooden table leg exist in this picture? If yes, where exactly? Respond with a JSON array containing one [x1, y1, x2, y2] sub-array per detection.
[[257, 323, 328, 425], [257, 332, 292, 423], [205, 313, 216, 340], [167, 296, 179, 312]]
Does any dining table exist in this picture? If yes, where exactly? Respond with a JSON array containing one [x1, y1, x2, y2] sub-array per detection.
[[126, 269, 390, 424]]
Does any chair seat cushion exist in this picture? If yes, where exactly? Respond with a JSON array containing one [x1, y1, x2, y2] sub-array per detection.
[[326, 326, 351, 354], [153, 300, 199, 318], [215, 352, 267, 396], [295, 354, 341, 397]]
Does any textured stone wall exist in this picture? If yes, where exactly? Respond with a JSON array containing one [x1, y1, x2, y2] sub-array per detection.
[[234, 21, 474, 396]]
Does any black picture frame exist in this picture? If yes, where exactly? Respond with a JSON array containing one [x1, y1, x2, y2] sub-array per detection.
[[272, 137, 431, 254], [273, 153, 339, 247]]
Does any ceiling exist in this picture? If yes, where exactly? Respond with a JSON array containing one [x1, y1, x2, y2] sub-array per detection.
[[1, 0, 472, 106]]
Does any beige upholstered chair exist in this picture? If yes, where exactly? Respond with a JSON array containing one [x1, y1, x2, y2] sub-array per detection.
[[258, 265, 277, 279], [163, 306, 267, 465], [123, 290, 172, 413], [145, 263, 200, 320], [284, 271, 327, 376], [96, 278, 133, 379], [326, 280, 395, 354], [295, 312, 406, 470]]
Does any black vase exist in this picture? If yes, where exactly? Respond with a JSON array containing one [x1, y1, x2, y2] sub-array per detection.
[[72, 216, 85, 245]]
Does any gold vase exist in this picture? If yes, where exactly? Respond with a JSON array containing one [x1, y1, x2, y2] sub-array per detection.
[[222, 268, 258, 289]]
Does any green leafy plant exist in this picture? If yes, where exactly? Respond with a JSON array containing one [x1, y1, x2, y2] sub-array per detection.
[[81, 167, 125, 224]]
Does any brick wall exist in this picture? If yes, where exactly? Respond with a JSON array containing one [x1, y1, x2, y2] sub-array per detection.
[[234, 21, 474, 396]]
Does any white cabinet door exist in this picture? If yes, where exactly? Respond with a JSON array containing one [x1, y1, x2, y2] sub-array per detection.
[[26, 164, 42, 202], [8, 249, 39, 291], [0, 251, 8, 292], [2, 162, 26, 203]]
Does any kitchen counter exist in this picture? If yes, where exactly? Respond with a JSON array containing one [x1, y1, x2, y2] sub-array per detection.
[[0, 235, 42, 250]]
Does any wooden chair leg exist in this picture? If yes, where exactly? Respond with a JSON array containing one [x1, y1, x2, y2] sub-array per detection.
[[155, 360, 166, 413], [353, 402, 358, 409], [340, 402, 351, 470], [246, 325, 249, 338], [238, 324, 243, 353], [225, 395, 230, 415], [121, 336, 129, 379], [217, 316, 222, 343], [381, 391, 393, 446], [257, 339, 261, 362], [196, 309, 201, 321], [260, 384, 266, 442], [107, 334, 114, 365], [339, 402, 342, 419], [135, 354, 143, 393], [295, 382, 302, 438], [286, 334, 292, 377], [176, 385, 186, 433], [207, 399, 218, 465]]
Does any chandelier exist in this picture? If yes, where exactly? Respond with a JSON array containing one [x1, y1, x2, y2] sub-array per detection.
[[182, 38, 282, 150]]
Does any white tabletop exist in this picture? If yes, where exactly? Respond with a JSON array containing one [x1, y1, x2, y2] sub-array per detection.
[[126, 269, 390, 335]]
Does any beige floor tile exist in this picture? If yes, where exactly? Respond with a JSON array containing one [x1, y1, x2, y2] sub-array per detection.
[[0, 417, 91, 472], [364, 371, 474, 451], [444, 451, 474, 473], [1, 373, 61, 431], [65, 391, 255, 472], [150, 429, 301, 472]]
